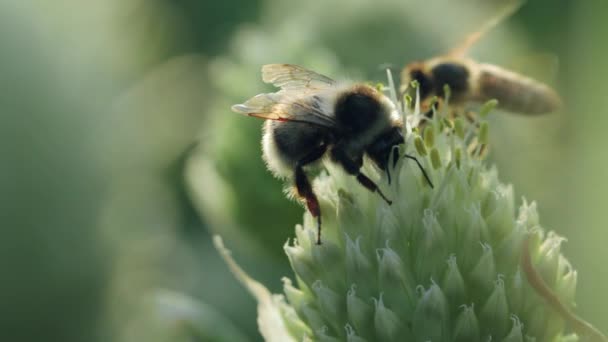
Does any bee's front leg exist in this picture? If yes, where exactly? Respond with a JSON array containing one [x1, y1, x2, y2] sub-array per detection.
[[355, 173, 392, 205], [331, 145, 392, 205]]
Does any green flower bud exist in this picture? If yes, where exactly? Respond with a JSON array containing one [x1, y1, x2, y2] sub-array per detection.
[[555, 258, 577, 306], [280, 302, 314, 339], [454, 117, 466, 139], [508, 269, 526, 314], [502, 315, 524, 342], [345, 235, 374, 297], [423, 125, 435, 148], [316, 326, 341, 342], [412, 282, 450, 341], [285, 241, 318, 288], [480, 276, 509, 338], [301, 305, 325, 335], [479, 122, 489, 144], [414, 136, 428, 156], [442, 255, 467, 311], [469, 243, 497, 296], [537, 232, 566, 288], [377, 243, 416, 317], [430, 147, 442, 169], [455, 147, 462, 169], [345, 324, 367, 342], [479, 99, 499, 118], [373, 293, 406, 341], [346, 285, 373, 337], [312, 280, 344, 332], [282, 277, 309, 311], [453, 304, 480, 342]]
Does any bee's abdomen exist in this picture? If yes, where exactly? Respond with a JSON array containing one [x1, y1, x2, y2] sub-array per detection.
[[477, 64, 562, 115], [262, 120, 329, 178]]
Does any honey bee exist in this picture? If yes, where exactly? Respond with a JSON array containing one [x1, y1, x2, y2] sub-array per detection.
[[232, 64, 433, 244], [400, 1, 562, 115]]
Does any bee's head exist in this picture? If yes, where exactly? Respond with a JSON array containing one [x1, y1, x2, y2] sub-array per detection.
[[366, 126, 404, 184], [400, 62, 434, 102]]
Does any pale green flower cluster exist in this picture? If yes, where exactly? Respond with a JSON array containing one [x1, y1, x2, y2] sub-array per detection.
[[215, 84, 596, 341]]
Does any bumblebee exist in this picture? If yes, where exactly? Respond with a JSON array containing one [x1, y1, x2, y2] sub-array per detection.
[[233, 64, 432, 244], [401, 1, 562, 115]]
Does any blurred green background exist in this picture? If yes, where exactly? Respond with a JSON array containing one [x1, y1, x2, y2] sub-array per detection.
[[2, 0, 606, 341]]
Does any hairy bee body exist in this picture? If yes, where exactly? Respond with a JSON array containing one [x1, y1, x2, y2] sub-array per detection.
[[232, 64, 432, 244], [401, 57, 561, 115], [262, 119, 330, 179], [400, 0, 562, 116], [262, 84, 399, 179], [475, 62, 561, 114]]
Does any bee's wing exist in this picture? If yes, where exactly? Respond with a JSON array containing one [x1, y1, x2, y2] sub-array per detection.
[[447, 0, 524, 58], [261, 64, 336, 91], [507, 52, 559, 84], [231, 91, 336, 128]]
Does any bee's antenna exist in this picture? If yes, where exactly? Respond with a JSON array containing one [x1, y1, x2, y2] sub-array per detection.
[[403, 153, 434, 188]]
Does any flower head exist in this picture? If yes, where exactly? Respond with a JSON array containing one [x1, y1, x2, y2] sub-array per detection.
[[215, 77, 604, 341]]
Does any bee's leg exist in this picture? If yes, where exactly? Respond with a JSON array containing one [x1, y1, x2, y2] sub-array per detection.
[[356, 173, 392, 205], [402, 153, 434, 188], [331, 145, 393, 205], [295, 145, 328, 245], [295, 168, 322, 244]]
